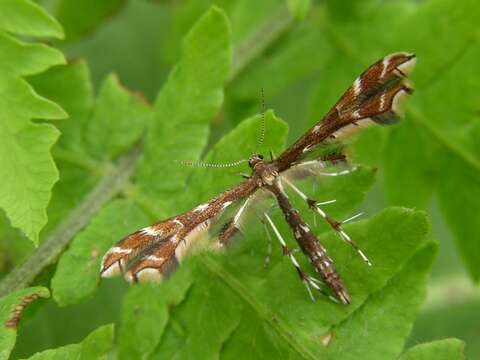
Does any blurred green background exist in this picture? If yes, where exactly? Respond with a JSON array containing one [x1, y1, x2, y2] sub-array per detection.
[[2, 0, 478, 358]]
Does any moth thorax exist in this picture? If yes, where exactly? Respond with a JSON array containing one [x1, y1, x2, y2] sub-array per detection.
[[252, 162, 278, 186]]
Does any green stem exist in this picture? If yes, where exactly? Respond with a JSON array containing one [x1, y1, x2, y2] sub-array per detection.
[[0, 146, 141, 297], [229, 5, 294, 82], [53, 147, 100, 172]]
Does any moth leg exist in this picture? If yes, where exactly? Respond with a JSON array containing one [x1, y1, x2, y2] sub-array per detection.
[[317, 165, 358, 177], [282, 177, 371, 266], [311, 203, 370, 266], [215, 196, 253, 249], [216, 219, 241, 248], [261, 218, 273, 269], [263, 213, 337, 303]]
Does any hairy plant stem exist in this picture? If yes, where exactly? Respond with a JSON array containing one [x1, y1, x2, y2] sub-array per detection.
[[0, 146, 141, 297], [0, 4, 297, 297]]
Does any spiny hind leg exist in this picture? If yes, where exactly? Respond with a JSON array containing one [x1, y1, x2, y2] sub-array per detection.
[[282, 177, 371, 266], [263, 213, 338, 303]]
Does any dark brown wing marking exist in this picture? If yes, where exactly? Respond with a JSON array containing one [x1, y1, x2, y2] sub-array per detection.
[[275, 52, 416, 171], [100, 180, 258, 282]]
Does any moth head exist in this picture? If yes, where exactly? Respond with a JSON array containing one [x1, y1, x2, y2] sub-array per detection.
[[248, 154, 264, 168]]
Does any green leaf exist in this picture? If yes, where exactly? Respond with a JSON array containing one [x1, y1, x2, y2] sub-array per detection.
[[51, 200, 150, 306], [3, 2, 475, 358], [220, 242, 437, 360], [0, 118, 62, 243], [407, 291, 480, 360], [279, 0, 480, 283], [54, 0, 126, 42], [228, 0, 287, 45], [400, 339, 466, 360], [22, 323, 114, 360], [136, 5, 232, 216], [29, 61, 152, 241], [383, 119, 438, 209], [321, 242, 437, 360], [287, 0, 311, 20], [436, 149, 480, 285], [147, 207, 429, 358], [382, 0, 480, 281], [86, 74, 150, 160], [118, 268, 194, 360], [0, 4, 66, 244], [152, 262, 243, 359], [32, 63, 149, 163], [28, 61, 94, 156], [113, 111, 377, 359], [0, 286, 49, 360], [230, 21, 331, 103], [0, 0, 64, 39], [185, 110, 289, 206]]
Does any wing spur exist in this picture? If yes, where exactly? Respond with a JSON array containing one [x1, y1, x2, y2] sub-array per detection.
[[100, 180, 258, 282], [216, 187, 276, 248], [275, 52, 416, 171]]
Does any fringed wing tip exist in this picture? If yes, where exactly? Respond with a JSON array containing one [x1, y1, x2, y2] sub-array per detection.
[[124, 268, 163, 283], [392, 52, 416, 77], [99, 246, 131, 278]]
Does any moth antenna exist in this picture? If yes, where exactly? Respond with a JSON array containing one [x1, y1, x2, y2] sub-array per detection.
[[255, 88, 266, 153], [176, 159, 248, 168]]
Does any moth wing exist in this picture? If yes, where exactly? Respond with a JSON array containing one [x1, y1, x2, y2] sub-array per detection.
[[100, 218, 181, 278], [275, 52, 416, 170], [101, 181, 258, 283]]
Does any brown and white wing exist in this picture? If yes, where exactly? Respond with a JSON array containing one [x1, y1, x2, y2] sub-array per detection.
[[100, 219, 181, 279], [275, 52, 416, 171], [100, 180, 258, 282]]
